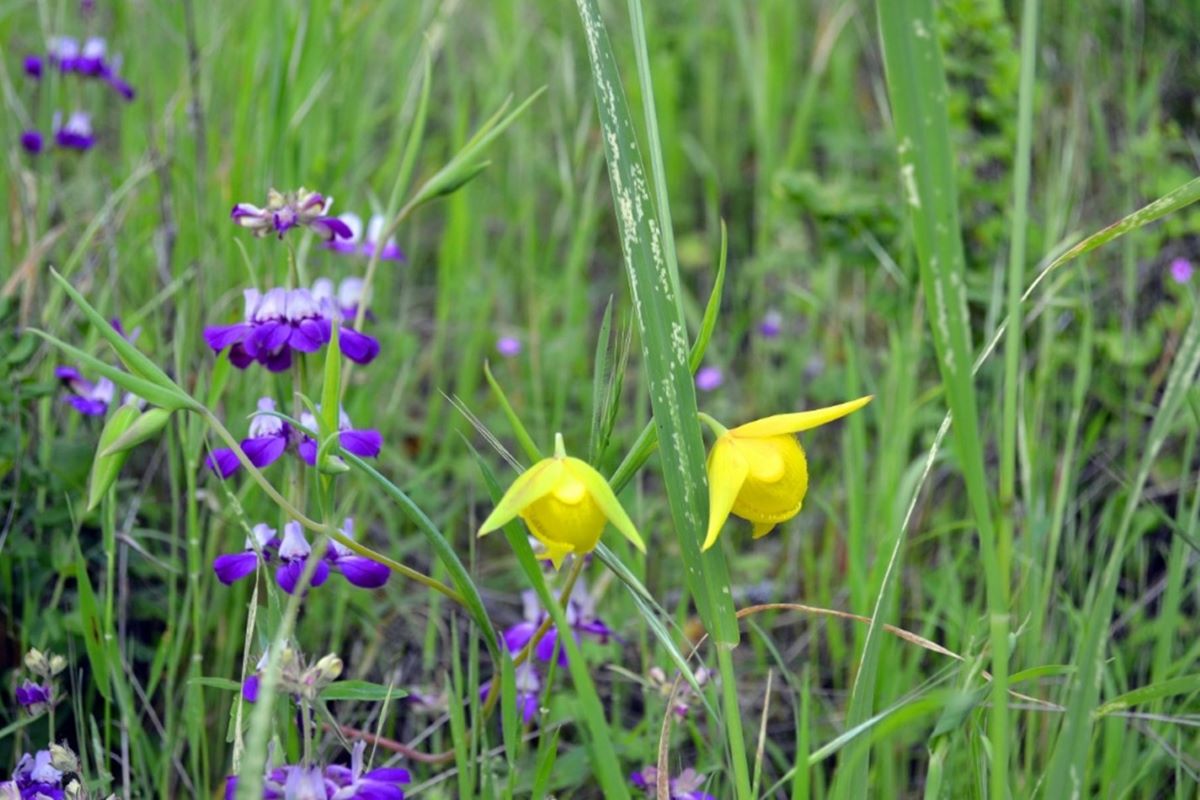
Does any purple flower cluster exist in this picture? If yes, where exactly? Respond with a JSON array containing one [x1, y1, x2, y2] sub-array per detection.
[[223, 742, 409, 800], [2, 750, 65, 800], [213, 519, 389, 595], [481, 584, 613, 724], [204, 397, 381, 478], [203, 286, 379, 373], [324, 213, 405, 261], [231, 189, 352, 242], [35, 36, 135, 98], [19, 35, 134, 157], [54, 319, 140, 417], [630, 767, 715, 800]]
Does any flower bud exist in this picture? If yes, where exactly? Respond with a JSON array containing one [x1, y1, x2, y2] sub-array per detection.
[[49, 654, 67, 675], [313, 653, 343, 683], [50, 742, 80, 773], [24, 648, 49, 676]]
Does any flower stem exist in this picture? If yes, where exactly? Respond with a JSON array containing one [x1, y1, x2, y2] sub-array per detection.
[[697, 411, 729, 438]]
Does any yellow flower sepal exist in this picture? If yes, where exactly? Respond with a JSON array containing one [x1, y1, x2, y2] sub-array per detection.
[[702, 395, 872, 551], [479, 433, 645, 569]]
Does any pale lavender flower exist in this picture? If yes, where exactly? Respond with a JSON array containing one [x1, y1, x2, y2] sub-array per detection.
[[54, 367, 114, 416], [275, 522, 330, 595], [496, 336, 521, 358], [695, 366, 723, 391], [501, 585, 612, 666], [213, 523, 278, 585], [758, 309, 783, 338], [1170, 257, 1194, 285], [296, 406, 383, 466], [9, 750, 64, 800], [15, 681, 51, 714], [630, 766, 715, 800], [312, 277, 371, 323]]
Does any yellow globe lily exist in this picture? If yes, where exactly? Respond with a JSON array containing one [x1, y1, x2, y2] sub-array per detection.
[[701, 395, 872, 551], [479, 433, 645, 569]]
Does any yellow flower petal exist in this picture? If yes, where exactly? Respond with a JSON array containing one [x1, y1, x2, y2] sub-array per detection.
[[566, 457, 646, 553], [702, 437, 749, 551], [478, 459, 564, 536], [729, 436, 809, 526], [731, 395, 872, 439], [751, 522, 776, 539]]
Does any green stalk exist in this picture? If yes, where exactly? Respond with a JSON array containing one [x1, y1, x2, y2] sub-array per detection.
[[575, 0, 750, 793], [872, 2, 1008, 795]]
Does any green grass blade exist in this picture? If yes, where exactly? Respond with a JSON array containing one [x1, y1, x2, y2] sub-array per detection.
[[574, 1, 749, 791], [1044, 312, 1200, 796], [865, 2, 1009, 796]]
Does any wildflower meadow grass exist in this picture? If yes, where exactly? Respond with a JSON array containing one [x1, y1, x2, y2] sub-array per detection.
[[3, 1, 1200, 798]]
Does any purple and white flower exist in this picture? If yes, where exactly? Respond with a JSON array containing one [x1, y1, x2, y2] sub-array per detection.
[[296, 407, 382, 466], [8, 750, 64, 800], [325, 213, 405, 261], [758, 309, 783, 338], [231, 188, 353, 242], [54, 366, 114, 416], [205, 397, 382, 478], [203, 287, 380, 372], [205, 397, 292, 477], [312, 277, 371, 324], [52, 111, 95, 151], [275, 522, 331, 595], [15, 681, 51, 713], [43, 36, 134, 99], [630, 767, 715, 800], [325, 519, 390, 589], [224, 741, 410, 800], [213, 523, 278, 585], [501, 585, 613, 667], [480, 662, 543, 725]]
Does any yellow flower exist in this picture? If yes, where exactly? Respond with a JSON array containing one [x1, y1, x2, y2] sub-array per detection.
[[479, 434, 645, 569], [702, 396, 872, 551]]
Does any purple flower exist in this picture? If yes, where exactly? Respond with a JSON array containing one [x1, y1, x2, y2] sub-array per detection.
[[205, 397, 292, 477], [313, 277, 372, 324], [695, 365, 723, 392], [212, 523, 278, 585], [20, 130, 43, 155], [231, 188, 353, 242], [10, 750, 64, 800], [296, 406, 382, 466], [226, 741, 410, 800], [325, 213, 405, 261], [480, 662, 542, 724], [203, 287, 379, 372], [15, 681, 51, 712], [275, 522, 330, 595], [630, 767, 715, 800], [758, 309, 783, 338], [54, 366, 114, 416], [323, 741, 411, 799], [325, 519, 390, 589], [495, 336, 521, 358], [52, 111, 95, 151], [47, 36, 81, 71], [501, 585, 612, 667], [23, 55, 43, 78], [1170, 257, 1194, 285]]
